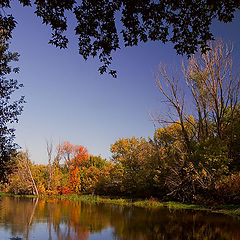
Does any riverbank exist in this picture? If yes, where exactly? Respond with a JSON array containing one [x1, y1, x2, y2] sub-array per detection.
[[1, 192, 240, 217]]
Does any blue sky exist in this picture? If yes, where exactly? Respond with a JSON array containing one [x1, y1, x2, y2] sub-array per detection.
[[7, 2, 240, 164]]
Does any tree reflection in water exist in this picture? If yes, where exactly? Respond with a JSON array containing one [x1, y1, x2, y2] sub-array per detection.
[[0, 196, 240, 240]]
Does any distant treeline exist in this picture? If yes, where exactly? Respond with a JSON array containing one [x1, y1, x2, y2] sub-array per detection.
[[2, 40, 240, 204]]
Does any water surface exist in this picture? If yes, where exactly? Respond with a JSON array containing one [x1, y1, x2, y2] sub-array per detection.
[[0, 196, 240, 240]]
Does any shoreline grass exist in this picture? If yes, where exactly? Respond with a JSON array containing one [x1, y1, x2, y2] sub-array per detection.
[[1, 192, 240, 217]]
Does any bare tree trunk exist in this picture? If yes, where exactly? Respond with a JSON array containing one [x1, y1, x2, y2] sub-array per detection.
[[46, 139, 53, 190], [27, 164, 38, 195], [25, 150, 38, 196], [15, 151, 38, 195], [155, 64, 191, 154]]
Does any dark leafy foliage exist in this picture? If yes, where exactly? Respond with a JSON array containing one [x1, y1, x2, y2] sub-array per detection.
[[0, 36, 25, 182], [1, 0, 239, 76]]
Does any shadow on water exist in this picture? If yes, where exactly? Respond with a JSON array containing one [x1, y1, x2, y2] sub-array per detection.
[[0, 196, 240, 240]]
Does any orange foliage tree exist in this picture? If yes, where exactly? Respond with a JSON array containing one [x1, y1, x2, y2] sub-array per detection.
[[57, 142, 90, 193], [57, 142, 90, 169]]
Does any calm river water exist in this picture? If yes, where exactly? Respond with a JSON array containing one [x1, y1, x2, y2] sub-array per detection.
[[0, 196, 240, 240]]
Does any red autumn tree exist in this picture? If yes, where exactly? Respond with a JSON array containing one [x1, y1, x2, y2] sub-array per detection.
[[70, 145, 90, 170], [57, 142, 90, 193], [57, 142, 90, 169]]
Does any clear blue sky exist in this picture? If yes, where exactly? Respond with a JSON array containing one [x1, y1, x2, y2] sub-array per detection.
[[7, 2, 240, 164]]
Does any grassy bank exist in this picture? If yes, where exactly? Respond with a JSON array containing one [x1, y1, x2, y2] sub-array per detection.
[[1, 192, 240, 217]]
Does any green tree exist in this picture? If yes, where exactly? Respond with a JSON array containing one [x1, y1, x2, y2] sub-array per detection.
[[88, 155, 108, 170], [221, 104, 240, 172], [1, 1, 240, 76], [153, 120, 196, 201], [0, 32, 24, 182], [111, 137, 156, 196]]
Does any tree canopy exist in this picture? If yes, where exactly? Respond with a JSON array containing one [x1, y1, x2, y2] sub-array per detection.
[[1, 0, 239, 76]]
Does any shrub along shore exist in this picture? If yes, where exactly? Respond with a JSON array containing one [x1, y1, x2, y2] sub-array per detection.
[[1, 192, 240, 217]]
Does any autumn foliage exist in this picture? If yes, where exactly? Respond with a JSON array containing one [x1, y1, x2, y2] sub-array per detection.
[[57, 142, 90, 169], [2, 41, 240, 205]]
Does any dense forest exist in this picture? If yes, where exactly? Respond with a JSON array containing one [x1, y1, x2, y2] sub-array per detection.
[[1, 40, 240, 205]]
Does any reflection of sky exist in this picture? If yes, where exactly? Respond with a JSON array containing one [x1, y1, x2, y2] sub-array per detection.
[[0, 222, 114, 240], [0, 223, 114, 240], [5, 2, 240, 163], [0, 227, 15, 240], [89, 227, 114, 240]]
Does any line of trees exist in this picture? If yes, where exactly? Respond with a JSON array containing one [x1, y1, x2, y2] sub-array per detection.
[[1, 41, 240, 204], [1, 1, 240, 189]]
